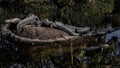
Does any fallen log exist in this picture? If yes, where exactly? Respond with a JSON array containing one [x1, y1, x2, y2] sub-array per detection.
[[2, 14, 114, 58], [5, 18, 21, 23]]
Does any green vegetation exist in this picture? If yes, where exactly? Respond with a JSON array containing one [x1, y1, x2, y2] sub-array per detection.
[[0, 0, 115, 27]]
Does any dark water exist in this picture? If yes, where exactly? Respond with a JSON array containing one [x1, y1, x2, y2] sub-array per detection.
[[0, 30, 120, 68]]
